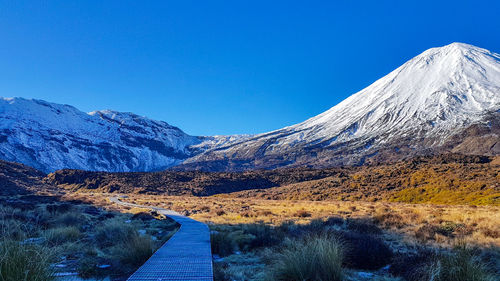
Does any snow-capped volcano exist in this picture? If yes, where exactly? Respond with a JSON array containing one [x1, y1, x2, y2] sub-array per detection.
[[0, 43, 499, 172], [295, 43, 500, 140], [181, 43, 500, 170]]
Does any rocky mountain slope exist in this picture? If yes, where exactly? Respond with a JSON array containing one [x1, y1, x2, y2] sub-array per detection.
[[0, 43, 499, 172], [0, 98, 205, 172]]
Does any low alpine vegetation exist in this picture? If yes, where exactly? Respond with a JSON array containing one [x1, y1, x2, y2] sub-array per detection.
[[0, 196, 179, 280], [0, 239, 54, 281], [268, 236, 344, 281]]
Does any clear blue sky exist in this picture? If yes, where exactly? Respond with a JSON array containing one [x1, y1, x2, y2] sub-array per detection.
[[0, 1, 499, 135]]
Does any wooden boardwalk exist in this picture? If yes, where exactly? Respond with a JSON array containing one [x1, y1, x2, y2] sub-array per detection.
[[110, 197, 213, 281]]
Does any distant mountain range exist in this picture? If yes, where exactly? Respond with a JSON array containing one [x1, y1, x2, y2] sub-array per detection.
[[1, 43, 499, 172]]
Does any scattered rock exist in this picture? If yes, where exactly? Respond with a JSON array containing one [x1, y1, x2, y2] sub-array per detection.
[[53, 272, 79, 277], [21, 237, 45, 245], [380, 264, 391, 272], [213, 254, 224, 262], [357, 272, 374, 278]]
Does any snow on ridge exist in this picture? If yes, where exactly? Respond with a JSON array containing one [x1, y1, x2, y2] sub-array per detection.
[[0, 97, 201, 172]]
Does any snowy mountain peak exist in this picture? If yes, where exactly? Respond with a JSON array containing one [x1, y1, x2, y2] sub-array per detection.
[[425, 42, 494, 57], [182, 43, 500, 170], [294, 42, 500, 138]]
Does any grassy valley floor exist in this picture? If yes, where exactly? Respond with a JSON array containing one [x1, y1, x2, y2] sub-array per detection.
[[71, 192, 500, 281], [1, 155, 499, 281]]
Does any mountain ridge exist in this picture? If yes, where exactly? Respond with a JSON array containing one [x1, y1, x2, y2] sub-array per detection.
[[1, 42, 499, 172], [0, 97, 202, 172]]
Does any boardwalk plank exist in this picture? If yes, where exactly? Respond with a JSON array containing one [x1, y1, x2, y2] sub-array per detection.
[[110, 197, 213, 281]]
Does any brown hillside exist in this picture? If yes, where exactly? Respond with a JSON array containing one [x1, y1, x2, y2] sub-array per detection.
[[0, 160, 52, 196], [45, 154, 500, 205], [227, 155, 500, 205], [45, 167, 346, 195]]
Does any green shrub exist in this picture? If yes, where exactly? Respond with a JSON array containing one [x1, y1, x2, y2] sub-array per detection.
[[337, 230, 393, 270], [0, 239, 54, 281], [211, 223, 284, 256], [437, 221, 467, 237], [300, 219, 328, 234], [211, 231, 235, 257], [44, 226, 81, 245], [131, 212, 155, 221], [45, 203, 73, 214], [325, 216, 345, 226], [389, 248, 436, 280], [77, 255, 100, 278], [213, 262, 230, 281], [268, 236, 343, 281], [346, 219, 382, 234], [243, 223, 282, 249], [227, 230, 256, 251]]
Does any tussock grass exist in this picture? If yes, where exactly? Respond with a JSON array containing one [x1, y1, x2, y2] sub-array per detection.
[[44, 226, 81, 245], [95, 218, 137, 247], [0, 239, 54, 281], [115, 193, 500, 250], [268, 236, 344, 281], [109, 234, 154, 269], [423, 244, 496, 281], [390, 244, 496, 281], [211, 223, 285, 257], [51, 211, 87, 227], [72, 192, 500, 279]]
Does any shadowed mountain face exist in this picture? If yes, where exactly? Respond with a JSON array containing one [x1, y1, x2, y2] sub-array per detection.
[[0, 43, 499, 172], [0, 160, 50, 196]]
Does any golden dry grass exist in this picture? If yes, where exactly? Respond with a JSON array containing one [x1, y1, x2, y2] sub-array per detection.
[[65, 192, 500, 250]]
